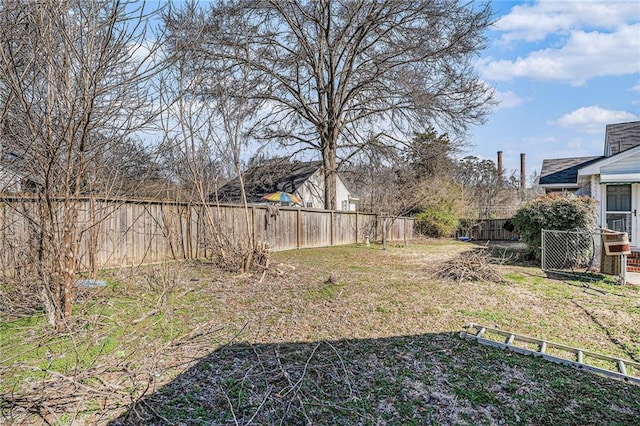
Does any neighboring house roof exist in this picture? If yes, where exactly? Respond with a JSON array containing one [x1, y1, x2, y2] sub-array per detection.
[[215, 159, 324, 203], [539, 120, 640, 189], [538, 156, 604, 186], [604, 121, 640, 156]]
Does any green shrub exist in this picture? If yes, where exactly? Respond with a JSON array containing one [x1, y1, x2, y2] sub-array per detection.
[[511, 193, 596, 260], [415, 205, 459, 238]]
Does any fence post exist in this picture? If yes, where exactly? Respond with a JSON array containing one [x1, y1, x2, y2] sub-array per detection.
[[330, 210, 334, 246], [382, 215, 387, 250], [251, 206, 256, 250], [404, 217, 408, 247], [296, 208, 302, 249], [541, 229, 546, 271], [355, 211, 359, 244], [88, 195, 97, 275], [185, 203, 192, 259]]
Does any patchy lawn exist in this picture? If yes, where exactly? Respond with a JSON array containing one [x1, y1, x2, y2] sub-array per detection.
[[2, 240, 640, 424]]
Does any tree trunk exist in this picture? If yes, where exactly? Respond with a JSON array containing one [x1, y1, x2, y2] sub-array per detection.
[[322, 125, 340, 210], [323, 145, 337, 211]]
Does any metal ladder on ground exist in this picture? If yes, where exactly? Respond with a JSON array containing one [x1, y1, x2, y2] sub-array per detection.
[[460, 323, 640, 385]]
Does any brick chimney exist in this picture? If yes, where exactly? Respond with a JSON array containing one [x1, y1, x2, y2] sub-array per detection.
[[497, 151, 503, 186], [520, 153, 526, 191]]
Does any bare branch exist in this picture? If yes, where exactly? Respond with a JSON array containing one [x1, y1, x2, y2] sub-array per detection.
[[165, 0, 495, 210]]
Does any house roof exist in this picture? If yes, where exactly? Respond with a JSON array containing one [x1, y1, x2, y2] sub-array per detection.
[[538, 121, 640, 189], [538, 156, 604, 186], [605, 121, 640, 156], [215, 159, 323, 203]]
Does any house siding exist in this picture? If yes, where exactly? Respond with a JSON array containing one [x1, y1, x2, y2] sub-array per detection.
[[600, 152, 640, 176], [296, 170, 354, 210], [336, 177, 355, 211], [298, 170, 325, 209]]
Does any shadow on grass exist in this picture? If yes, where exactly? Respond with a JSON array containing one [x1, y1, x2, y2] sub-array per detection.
[[111, 332, 640, 425]]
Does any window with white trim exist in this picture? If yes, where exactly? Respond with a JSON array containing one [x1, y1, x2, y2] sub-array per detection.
[[605, 184, 632, 240]]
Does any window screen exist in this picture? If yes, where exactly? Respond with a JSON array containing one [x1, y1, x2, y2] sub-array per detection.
[[606, 184, 631, 212]]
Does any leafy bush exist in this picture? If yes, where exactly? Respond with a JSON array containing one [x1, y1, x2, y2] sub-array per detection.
[[511, 193, 596, 260], [415, 205, 459, 238]]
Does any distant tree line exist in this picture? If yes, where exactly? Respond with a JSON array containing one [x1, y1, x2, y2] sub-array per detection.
[[340, 129, 533, 237]]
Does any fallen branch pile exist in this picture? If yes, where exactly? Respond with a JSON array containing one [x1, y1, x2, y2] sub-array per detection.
[[433, 247, 507, 284]]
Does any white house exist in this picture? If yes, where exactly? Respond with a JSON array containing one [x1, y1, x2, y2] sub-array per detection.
[[216, 159, 358, 211], [292, 163, 358, 211], [539, 121, 640, 256]]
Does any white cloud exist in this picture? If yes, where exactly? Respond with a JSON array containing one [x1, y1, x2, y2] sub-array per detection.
[[495, 0, 639, 43], [567, 138, 584, 149], [480, 24, 640, 85], [549, 106, 639, 133], [494, 90, 530, 109]]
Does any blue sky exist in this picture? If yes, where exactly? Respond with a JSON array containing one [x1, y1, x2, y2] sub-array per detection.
[[137, 1, 639, 179], [470, 0, 640, 181]]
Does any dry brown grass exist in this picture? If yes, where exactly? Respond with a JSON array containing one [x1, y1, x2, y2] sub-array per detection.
[[2, 240, 640, 425]]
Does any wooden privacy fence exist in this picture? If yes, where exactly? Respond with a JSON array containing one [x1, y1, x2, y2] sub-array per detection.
[[0, 197, 414, 274], [457, 218, 518, 241]]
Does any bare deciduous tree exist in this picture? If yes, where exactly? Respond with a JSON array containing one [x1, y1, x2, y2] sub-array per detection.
[[160, 4, 266, 272], [0, 0, 164, 328], [453, 156, 502, 219], [166, 0, 494, 209]]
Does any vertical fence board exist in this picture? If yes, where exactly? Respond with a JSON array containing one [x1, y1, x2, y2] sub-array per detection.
[[456, 218, 517, 241]]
